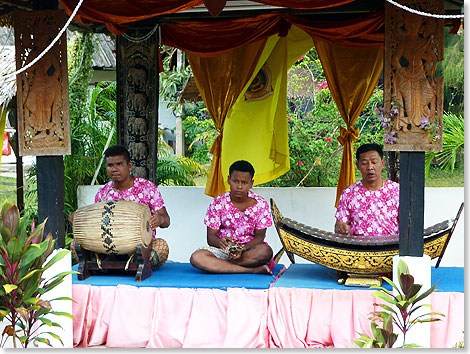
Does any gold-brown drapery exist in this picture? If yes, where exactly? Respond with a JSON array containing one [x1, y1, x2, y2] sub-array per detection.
[[164, 12, 384, 197], [187, 40, 267, 197], [59, 0, 386, 198], [60, 0, 357, 35], [313, 40, 384, 207]]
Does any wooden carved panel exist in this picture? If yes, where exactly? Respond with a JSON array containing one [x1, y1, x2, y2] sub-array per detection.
[[384, 0, 444, 152], [14, 10, 70, 156], [116, 27, 158, 183]]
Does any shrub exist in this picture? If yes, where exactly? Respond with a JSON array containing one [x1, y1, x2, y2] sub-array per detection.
[[0, 201, 75, 347]]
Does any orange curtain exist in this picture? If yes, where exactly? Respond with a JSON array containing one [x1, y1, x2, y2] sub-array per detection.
[[162, 11, 384, 55], [187, 40, 267, 197], [60, 0, 204, 34], [285, 10, 384, 47], [255, 0, 354, 8], [313, 39, 384, 207], [60, 0, 358, 34]]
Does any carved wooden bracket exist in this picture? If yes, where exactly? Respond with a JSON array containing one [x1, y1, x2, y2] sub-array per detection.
[[384, 0, 444, 152]]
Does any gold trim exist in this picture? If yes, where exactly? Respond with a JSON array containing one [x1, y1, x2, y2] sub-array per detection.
[[345, 274, 382, 287], [279, 229, 449, 274]]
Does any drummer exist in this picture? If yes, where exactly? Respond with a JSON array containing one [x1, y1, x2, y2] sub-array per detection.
[[190, 160, 274, 275], [334, 143, 399, 236], [94, 144, 170, 269]]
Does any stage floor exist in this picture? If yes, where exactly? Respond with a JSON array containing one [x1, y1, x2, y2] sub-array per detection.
[[72, 262, 464, 348]]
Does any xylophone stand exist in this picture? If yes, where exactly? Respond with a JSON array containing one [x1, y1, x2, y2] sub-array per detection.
[[75, 243, 152, 282]]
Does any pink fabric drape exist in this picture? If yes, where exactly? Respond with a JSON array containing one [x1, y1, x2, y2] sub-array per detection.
[[73, 284, 464, 348], [267, 288, 464, 348], [73, 284, 270, 348]]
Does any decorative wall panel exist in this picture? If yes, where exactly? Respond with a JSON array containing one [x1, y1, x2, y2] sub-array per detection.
[[14, 10, 70, 156]]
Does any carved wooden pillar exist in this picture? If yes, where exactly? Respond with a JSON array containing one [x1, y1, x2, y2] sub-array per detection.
[[384, 0, 444, 256], [14, 9, 70, 248], [116, 26, 159, 183]]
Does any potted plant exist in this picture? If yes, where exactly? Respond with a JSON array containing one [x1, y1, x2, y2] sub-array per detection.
[[0, 201, 75, 348], [353, 259, 444, 348]]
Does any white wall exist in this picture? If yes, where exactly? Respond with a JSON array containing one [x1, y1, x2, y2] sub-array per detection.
[[78, 186, 465, 267]]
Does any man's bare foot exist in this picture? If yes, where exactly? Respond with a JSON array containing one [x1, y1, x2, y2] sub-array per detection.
[[251, 264, 273, 275]]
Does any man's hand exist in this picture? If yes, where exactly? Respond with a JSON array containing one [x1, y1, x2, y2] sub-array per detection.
[[217, 236, 233, 250], [150, 207, 170, 229], [335, 220, 353, 235]]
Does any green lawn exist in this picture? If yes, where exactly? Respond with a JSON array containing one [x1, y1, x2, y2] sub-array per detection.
[[425, 166, 464, 187], [0, 176, 37, 213]]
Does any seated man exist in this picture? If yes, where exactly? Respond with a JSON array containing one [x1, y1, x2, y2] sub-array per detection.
[[95, 144, 171, 269], [190, 160, 274, 274], [335, 143, 399, 236]]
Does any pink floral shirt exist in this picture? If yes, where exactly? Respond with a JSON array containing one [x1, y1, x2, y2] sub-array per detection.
[[204, 191, 273, 244], [95, 177, 165, 238], [335, 180, 399, 236]]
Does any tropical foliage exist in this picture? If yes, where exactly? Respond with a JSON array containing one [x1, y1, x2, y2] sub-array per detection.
[[353, 260, 443, 348], [424, 112, 464, 177], [156, 131, 207, 186], [0, 201, 75, 348], [439, 27, 464, 115]]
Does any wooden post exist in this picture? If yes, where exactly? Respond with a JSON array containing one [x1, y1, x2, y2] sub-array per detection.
[[116, 25, 159, 183], [37, 156, 65, 248], [14, 7, 70, 250], [384, 0, 444, 257], [398, 152, 424, 256]]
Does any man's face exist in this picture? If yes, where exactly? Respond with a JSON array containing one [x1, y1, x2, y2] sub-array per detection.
[[356, 150, 385, 184], [227, 170, 253, 199], [105, 155, 132, 184]]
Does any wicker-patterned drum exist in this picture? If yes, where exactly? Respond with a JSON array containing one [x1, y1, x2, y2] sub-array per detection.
[[73, 199, 152, 255]]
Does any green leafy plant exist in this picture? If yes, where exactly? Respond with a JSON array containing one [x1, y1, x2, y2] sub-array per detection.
[[353, 259, 444, 348], [425, 112, 464, 177], [0, 200, 76, 348], [157, 130, 207, 186]]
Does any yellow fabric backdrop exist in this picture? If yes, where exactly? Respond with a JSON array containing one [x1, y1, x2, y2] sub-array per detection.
[[187, 40, 267, 197], [313, 39, 384, 206], [220, 26, 314, 190]]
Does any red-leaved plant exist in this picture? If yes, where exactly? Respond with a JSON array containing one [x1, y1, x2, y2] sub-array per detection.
[[353, 259, 444, 348], [0, 201, 75, 347]]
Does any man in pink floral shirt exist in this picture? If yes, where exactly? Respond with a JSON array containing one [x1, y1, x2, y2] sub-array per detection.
[[95, 145, 170, 269], [335, 143, 399, 236], [190, 160, 274, 274]]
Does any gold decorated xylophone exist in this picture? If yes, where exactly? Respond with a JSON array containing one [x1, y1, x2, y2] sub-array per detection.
[[270, 199, 463, 286]]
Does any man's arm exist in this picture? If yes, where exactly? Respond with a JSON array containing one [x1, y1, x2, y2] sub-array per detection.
[[207, 227, 231, 249], [241, 228, 267, 250], [151, 207, 170, 229], [335, 219, 353, 235]]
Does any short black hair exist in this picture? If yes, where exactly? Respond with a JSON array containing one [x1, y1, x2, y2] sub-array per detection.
[[356, 143, 384, 160], [229, 160, 255, 178], [104, 144, 131, 163]]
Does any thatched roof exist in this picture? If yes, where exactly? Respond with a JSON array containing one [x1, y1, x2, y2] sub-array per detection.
[[177, 76, 202, 103], [0, 45, 15, 108]]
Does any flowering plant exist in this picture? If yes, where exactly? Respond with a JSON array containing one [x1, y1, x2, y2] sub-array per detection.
[[378, 107, 398, 145], [420, 116, 441, 143]]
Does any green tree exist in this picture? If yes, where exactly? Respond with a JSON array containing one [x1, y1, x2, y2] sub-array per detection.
[[439, 27, 464, 114]]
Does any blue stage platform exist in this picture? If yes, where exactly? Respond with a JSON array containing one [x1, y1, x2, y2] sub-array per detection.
[[72, 262, 463, 292], [272, 263, 464, 292], [72, 262, 284, 290]]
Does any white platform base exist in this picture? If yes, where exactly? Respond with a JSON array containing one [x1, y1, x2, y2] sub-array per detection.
[[392, 255, 431, 348]]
